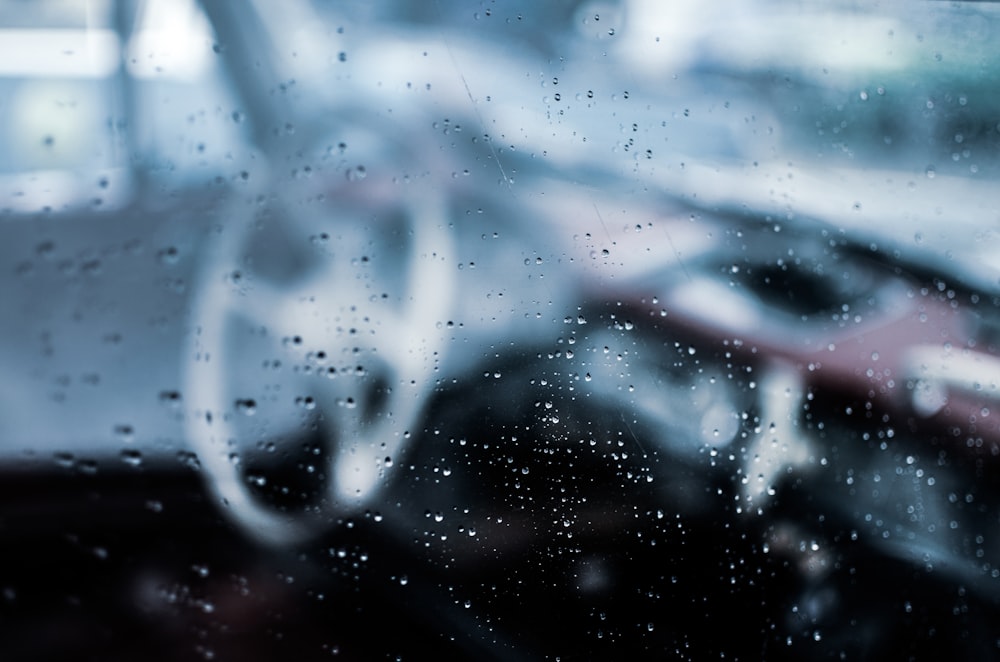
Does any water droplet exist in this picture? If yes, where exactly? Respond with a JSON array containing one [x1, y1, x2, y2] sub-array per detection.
[[159, 390, 182, 407], [120, 449, 143, 468], [34, 241, 55, 262], [158, 246, 180, 265], [114, 424, 135, 443], [235, 398, 257, 415], [177, 451, 201, 471], [925, 165, 936, 179]]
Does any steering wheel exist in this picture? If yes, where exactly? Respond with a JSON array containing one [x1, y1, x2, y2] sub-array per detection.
[[185, 153, 455, 545]]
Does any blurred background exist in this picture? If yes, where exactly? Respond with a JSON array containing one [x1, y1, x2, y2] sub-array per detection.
[[1, 0, 1000, 659]]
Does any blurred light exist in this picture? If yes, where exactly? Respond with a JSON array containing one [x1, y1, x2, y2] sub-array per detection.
[[619, 0, 913, 78], [6, 80, 103, 169], [670, 277, 762, 335], [0, 28, 119, 77], [125, 0, 213, 80]]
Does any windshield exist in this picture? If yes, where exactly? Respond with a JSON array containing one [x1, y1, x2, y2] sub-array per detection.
[[2, 1, 999, 659]]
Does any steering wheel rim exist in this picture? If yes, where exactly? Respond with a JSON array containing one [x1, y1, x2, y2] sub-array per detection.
[[185, 163, 455, 546]]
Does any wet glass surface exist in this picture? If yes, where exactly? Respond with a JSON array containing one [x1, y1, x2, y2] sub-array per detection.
[[2, 1, 1000, 659]]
